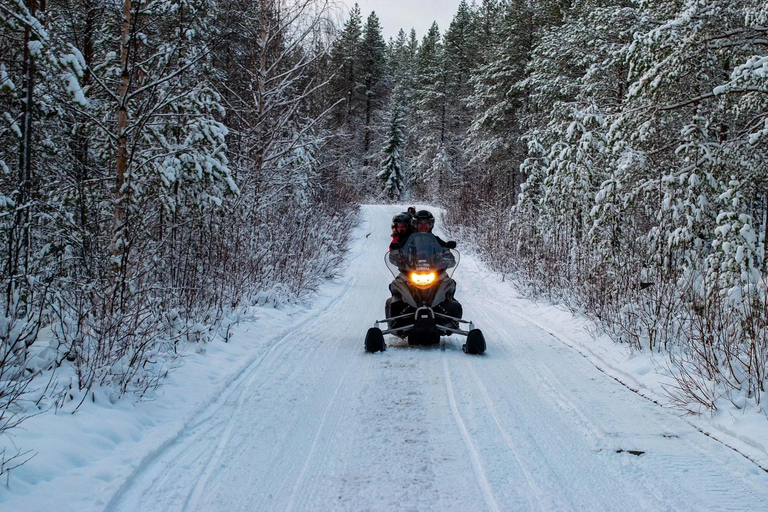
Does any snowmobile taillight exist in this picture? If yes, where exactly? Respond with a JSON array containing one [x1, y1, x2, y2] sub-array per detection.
[[410, 271, 436, 287]]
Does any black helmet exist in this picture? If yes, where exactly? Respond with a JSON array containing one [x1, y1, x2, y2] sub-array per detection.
[[414, 210, 435, 231], [392, 212, 412, 229]]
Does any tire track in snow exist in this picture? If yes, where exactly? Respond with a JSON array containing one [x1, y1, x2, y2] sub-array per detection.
[[441, 353, 501, 512], [463, 272, 768, 509], [105, 273, 359, 512], [177, 207, 386, 510], [474, 304, 608, 448], [284, 351, 355, 512], [464, 269, 676, 449], [470, 276, 768, 477], [182, 303, 358, 505], [180, 328, 305, 512], [462, 296, 683, 509], [463, 359, 546, 511]]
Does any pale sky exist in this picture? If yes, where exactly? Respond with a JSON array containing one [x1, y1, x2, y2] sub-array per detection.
[[339, 0, 465, 40]]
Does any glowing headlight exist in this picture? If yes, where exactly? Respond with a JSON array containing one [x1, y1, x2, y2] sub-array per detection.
[[410, 271, 436, 287]]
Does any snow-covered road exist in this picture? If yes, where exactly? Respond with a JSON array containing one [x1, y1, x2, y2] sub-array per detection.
[[97, 205, 767, 511]]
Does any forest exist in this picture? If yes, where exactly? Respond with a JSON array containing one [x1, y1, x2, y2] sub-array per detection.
[[1, 0, 767, 470]]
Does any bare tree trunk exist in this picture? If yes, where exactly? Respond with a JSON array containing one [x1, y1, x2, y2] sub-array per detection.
[[114, 0, 133, 238], [346, 63, 354, 124], [74, 0, 96, 272], [364, 91, 371, 157], [764, 189, 768, 272], [10, 0, 40, 304], [254, 1, 271, 200]]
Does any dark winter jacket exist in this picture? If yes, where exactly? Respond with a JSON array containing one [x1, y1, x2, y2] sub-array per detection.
[[389, 231, 413, 251], [433, 235, 451, 248], [390, 232, 455, 251]]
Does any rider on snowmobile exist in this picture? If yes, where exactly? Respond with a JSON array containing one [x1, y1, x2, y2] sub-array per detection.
[[413, 210, 456, 249], [387, 210, 462, 330]]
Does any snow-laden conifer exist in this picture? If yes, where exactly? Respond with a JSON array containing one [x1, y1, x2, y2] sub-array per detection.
[[359, 11, 389, 159], [413, 22, 447, 199], [378, 104, 407, 199]]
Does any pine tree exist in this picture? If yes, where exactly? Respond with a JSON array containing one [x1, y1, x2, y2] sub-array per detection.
[[413, 22, 448, 198], [389, 29, 410, 96], [444, 0, 479, 104], [464, 0, 534, 204], [442, 1, 480, 195], [329, 3, 363, 128], [407, 28, 419, 62], [378, 104, 407, 199], [475, 0, 505, 62], [359, 11, 389, 159], [0, 0, 58, 441]]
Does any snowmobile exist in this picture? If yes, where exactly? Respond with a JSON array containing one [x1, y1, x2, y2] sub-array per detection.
[[365, 232, 486, 354]]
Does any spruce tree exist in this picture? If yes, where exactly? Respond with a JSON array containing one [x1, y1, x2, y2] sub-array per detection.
[[389, 29, 410, 96], [443, 1, 481, 193], [464, 0, 536, 203], [329, 4, 363, 128], [378, 104, 407, 199], [413, 22, 448, 198], [359, 11, 389, 159], [444, 0, 479, 103]]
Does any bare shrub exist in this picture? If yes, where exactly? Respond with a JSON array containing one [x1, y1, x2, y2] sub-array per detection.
[[51, 276, 174, 403], [0, 285, 48, 448]]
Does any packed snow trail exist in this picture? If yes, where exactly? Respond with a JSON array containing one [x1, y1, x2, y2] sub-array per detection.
[[106, 205, 768, 511]]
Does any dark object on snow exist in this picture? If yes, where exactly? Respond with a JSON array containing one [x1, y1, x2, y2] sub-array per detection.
[[365, 327, 386, 353], [464, 329, 486, 354]]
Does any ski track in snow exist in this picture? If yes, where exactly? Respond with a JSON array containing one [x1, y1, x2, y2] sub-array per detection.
[[93, 205, 768, 511]]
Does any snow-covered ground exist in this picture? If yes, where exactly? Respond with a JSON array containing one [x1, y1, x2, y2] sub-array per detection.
[[2, 204, 767, 511]]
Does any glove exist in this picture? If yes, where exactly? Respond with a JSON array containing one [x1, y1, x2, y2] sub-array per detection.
[[446, 241, 457, 249]]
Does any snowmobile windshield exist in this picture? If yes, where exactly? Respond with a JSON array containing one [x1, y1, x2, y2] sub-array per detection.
[[385, 232, 459, 279]]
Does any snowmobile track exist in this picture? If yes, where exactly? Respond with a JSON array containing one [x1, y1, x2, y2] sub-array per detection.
[[475, 288, 768, 476], [105, 275, 359, 512], [442, 353, 501, 512], [463, 359, 547, 510], [284, 356, 355, 512]]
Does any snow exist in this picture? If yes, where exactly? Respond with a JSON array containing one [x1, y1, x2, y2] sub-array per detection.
[[0, 64, 15, 93], [2, 205, 768, 511]]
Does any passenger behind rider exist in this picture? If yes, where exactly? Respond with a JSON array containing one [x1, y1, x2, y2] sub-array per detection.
[[389, 212, 414, 251]]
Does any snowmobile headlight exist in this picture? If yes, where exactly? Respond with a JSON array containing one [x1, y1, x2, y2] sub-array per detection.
[[410, 271, 436, 287]]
